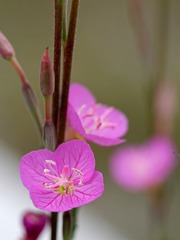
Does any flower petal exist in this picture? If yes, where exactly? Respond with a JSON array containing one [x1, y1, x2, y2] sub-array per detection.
[[110, 135, 176, 191], [86, 134, 125, 146], [69, 83, 96, 111], [90, 104, 128, 138], [67, 103, 86, 137], [70, 171, 104, 208], [55, 140, 95, 182], [29, 171, 104, 212], [20, 149, 56, 190], [29, 187, 72, 212], [67, 103, 127, 146]]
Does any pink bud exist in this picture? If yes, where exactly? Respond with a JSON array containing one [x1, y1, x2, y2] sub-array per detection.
[[0, 32, 15, 60], [40, 47, 54, 96], [22, 211, 49, 240]]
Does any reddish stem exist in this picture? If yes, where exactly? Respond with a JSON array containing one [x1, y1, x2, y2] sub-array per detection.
[[57, 0, 80, 146]]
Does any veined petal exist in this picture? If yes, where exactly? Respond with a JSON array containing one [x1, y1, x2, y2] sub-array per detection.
[[55, 140, 95, 182], [69, 171, 104, 208], [20, 149, 56, 190], [30, 187, 72, 212], [29, 171, 104, 212]]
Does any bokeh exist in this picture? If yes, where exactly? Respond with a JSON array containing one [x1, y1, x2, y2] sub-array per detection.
[[1, 0, 180, 239]]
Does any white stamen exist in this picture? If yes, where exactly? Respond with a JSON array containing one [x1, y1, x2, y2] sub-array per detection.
[[72, 167, 83, 176], [72, 168, 84, 185], [100, 107, 114, 121], [45, 160, 56, 165], [44, 169, 50, 174], [42, 162, 84, 195], [78, 104, 87, 115]]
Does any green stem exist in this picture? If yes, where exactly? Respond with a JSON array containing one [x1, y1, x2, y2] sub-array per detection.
[[71, 208, 79, 240]]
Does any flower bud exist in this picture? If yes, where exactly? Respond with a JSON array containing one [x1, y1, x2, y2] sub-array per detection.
[[0, 31, 15, 60], [22, 211, 49, 240], [22, 83, 42, 133], [40, 47, 54, 96], [42, 120, 56, 150]]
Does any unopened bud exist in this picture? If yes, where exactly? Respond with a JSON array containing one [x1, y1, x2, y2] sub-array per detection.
[[43, 120, 56, 150], [22, 211, 49, 240], [0, 31, 15, 60], [40, 47, 54, 96], [22, 83, 42, 133]]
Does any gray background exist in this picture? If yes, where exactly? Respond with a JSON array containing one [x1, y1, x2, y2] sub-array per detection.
[[0, 0, 180, 239]]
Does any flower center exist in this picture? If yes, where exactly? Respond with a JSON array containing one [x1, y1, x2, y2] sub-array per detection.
[[42, 160, 83, 195], [78, 104, 117, 134]]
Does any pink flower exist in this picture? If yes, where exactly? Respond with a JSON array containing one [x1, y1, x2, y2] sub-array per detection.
[[67, 83, 128, 146], [20, 140, 104, 212], [110, 136, 176, 191]]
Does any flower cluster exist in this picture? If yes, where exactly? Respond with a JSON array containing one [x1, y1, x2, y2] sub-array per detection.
[[20, 83, 128, 212]]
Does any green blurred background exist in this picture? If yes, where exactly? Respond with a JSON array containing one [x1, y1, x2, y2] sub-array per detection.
[[1, 0, 180, 239]]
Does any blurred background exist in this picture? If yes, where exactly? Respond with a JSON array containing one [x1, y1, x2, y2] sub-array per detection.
[[0, 0, 180, 239]]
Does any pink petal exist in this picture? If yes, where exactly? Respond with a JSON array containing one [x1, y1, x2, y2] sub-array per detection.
[[110, 135, 176, 191], [29, 187, 72, 212], [86, 134, 126, 146], [89, 104, 128, 138], [20, 149, 56, 190], [67, 103, 127, 146], [55, 140, 95, 182], [67, 103, 86, 137], [69, 83, 96, 111], [69, 171, 104, 208], [29, 171, 104, 212]]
